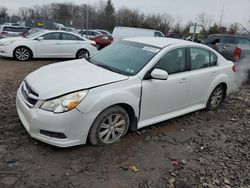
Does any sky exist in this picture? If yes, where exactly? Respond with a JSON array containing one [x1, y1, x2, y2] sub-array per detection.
[[1, 0, 250, 25]]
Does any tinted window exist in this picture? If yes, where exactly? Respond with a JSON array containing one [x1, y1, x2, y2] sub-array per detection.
[[3, 27, 23, 32], [210, 52, 218, 66], [237, 37, 250, 45], [190, 48, 210, 70], [154, 32, 164, 37], [43, 33, 61, 40], [61, 33, 78, 40], [223, 36, 236, 44], [155, 48, 185, 74], [205, 36, 222, 45]]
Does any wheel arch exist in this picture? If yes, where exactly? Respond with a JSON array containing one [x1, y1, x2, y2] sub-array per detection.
[[13, 46, 33, 59], [76, 48, 89, 58]]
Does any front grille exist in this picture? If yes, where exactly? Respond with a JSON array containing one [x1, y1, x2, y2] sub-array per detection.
[[21, 81, 39, 107]]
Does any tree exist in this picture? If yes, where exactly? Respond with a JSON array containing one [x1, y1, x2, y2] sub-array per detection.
[[0, 6, 8, 18], [104, 0, 115, 31], [227, 23, 240, 35]]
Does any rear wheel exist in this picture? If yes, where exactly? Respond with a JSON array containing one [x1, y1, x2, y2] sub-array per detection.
[[76, 49, 89, 59], [88, 106, 129, 145], [206, 85, 225, 110], [14, 47, 32, 61]]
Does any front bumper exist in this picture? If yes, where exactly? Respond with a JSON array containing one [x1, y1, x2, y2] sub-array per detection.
[[16, 87, 98, 147], [0, 46, 13, 58]]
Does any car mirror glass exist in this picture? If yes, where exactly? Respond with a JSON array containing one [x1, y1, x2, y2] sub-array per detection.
[[150, 69, 168, 80]]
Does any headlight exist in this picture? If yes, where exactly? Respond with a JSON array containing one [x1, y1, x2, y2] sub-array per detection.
[[0, 40, 16, 46], [40, 90, 88, 113]]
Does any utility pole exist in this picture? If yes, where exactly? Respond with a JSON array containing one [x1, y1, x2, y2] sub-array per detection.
[[192, 23, 197, 42], [219, 4, 224, 28]]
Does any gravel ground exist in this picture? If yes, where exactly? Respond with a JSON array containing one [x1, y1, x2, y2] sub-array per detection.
[[0, 57, 249, 188]]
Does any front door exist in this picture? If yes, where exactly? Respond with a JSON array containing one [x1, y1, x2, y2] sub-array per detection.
[[139, 47, 189, 127]]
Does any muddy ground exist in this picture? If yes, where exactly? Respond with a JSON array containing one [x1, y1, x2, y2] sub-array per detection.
[[0, 57, 249, 188]]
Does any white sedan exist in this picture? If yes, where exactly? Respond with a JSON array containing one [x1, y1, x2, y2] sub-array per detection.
[[16, 37, 236, 147], [0, 30, 97, 61]]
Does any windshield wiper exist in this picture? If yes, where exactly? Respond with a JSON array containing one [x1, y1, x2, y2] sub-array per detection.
[[95, 63, 118, 73]]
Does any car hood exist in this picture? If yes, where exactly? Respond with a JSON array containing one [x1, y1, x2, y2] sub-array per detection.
[[25, 59, 128, 99]]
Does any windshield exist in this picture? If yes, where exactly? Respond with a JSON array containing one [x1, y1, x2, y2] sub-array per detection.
[[26, 31, 45, 39], [89, 40, 160, 76]]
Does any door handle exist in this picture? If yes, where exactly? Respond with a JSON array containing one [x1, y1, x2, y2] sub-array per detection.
[[179, 78, 187, 84]]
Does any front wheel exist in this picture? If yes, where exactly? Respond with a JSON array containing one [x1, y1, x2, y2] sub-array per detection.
[[88, 106, 129, 145], [206, 85, 225, 110], [14, 47, 32, 61], [76, 49, 89, 59]]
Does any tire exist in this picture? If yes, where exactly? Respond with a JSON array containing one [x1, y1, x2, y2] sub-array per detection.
[[96, 43, 101, 50], [76, 49, 89, 59], [206, 85, 225, 110], [88, 105, 130, 145], [14, 47, 32, 61]]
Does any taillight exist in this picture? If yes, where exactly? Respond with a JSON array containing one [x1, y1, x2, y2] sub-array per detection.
[[232, 64, 236, 72], [1, 31, 8, 35], [234, 47, 241, 61]]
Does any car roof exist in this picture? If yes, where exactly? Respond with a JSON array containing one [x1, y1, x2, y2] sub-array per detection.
[[124, 37, 197, 48]]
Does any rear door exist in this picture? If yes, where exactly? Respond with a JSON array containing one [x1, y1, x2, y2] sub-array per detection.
[[186, 47, 219, 106], [60, 33, 85, 57]]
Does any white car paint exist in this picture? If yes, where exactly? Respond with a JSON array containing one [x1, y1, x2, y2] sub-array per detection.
[[0, 30, 97, 59], [16, 37, 236, 147], [112, 26, 165, 41]]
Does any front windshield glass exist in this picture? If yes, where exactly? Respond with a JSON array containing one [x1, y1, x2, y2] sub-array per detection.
[[89, 40, 160, 76], [26, 31, 45, 39]]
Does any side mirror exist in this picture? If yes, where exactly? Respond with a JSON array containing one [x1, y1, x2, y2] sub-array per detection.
[[36, 37, 44, 41], [150, 69, 168, 80]]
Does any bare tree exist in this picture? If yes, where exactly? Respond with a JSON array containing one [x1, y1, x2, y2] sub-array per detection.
[[0, 6, 8, 18]]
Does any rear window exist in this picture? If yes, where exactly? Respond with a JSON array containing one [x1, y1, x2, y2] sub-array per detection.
[[223, 36, 236, 44], [205, 35, 222, 45], [3, 26, 23, 32], [237, 37, 250, 45]]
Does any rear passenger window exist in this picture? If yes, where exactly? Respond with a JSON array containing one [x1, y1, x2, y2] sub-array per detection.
[[43, 33, 61, 40], [238, 37, 250, 45], [210, 52, 218, 66], [223, 36, 235, 44], [155, 48, 185, 74], [61, 33, 78, 40], [190, 48, 218, 70]]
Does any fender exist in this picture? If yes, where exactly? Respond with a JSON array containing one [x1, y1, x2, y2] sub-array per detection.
[[77, 77, 142, 119]]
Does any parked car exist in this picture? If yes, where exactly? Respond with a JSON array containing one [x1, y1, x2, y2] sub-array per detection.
[[16, 37, 236, 147], [204, 34, 250, 62], [78, 29, 102, 38], [0, 25, 29, 39], [0, 30, 97, 61], [95, 29, 111, 35], [89, 34, 113, 50], [205, 34, 250, 79], [112, 26, 165, 41], [59, 27, 77, 34]]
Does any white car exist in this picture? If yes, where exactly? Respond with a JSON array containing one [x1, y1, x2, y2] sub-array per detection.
[[0, 30, 97, 61], [16, 37, 236, 147]]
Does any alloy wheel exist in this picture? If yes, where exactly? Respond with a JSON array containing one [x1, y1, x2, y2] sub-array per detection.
[[15, 47, 30, 61], [77, 50, 88, 59], [98, 113, 126, 144], [210, 87, 223, 109]]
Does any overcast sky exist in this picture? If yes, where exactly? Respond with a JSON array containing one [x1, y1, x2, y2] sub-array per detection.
[[2, 0, 250, 25]]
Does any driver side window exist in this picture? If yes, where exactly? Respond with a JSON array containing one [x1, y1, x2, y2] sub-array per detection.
[[154, 48, 186, 74]]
